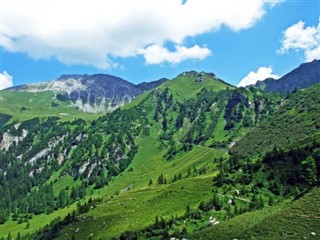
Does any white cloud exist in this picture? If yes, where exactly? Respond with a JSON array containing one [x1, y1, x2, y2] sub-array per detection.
[[278, 21, 320, 61], [0, 71, 13, 90], [138, 44, 211, 64], [1, 0, 281, 68], [238, 67, 280, 87]]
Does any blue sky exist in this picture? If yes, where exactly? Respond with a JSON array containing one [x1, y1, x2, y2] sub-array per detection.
[[0, 0, 319, 89]]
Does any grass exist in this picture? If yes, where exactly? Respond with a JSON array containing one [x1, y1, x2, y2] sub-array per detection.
[[0, 202, 78, 239], [52, 174, 76, 196], [159, 73, 234, 102], [190, 187, 320, 240], [0, 90, 101, 123], [94, 136, 227, 197], [231, 84, 320, 158], [3, 77, 319, 240], [57, 136, 226, 239], [0, 134, 226, 239], [190, 205, 283, 240], [57, 177, 215, 240], [245, 187, 320, 240], [121, 91, 151, 110]]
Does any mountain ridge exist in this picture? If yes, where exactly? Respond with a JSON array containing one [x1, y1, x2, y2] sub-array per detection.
[[254, 59, 320, 94], [6, 74, 167, 113], [1, 64, 320, 239]]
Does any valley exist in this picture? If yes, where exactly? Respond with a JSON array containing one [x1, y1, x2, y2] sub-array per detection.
[[0, 62, 320, 240]]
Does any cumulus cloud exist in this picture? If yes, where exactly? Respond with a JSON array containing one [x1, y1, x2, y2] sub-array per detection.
[[278, 21, 320, 61], [1, 0, 281, 68], [0, 71, 13, 90], [238, 67, 280, 87], [139, 44, 211, 64]]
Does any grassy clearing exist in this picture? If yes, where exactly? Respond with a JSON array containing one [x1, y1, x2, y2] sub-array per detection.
[[0, 90, 100, 123], [52, 174, 77, 196]]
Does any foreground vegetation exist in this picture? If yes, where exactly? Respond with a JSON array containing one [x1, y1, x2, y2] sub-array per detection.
[[0, 73, 319, 239]]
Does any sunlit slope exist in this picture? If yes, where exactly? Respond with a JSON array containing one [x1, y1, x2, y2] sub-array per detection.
[[0, 90, 100, 123], [159, 71, 235, 102], [191, 187, 320, 240]]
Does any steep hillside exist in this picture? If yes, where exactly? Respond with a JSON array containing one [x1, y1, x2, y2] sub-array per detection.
[[254, 59, 320, 94], [159, 71, 235, 102], [7, 74, 143, 113], [0, 69, 319, 240], [231, 83, 320, 159], [0, 74, 165, 123], [191, 187, 320, 240]]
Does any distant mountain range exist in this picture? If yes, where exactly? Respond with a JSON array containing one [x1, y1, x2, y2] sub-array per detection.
[[2, 59, 320, 124], [8, 74, 167, 113], [253, 59, 320, 94], [1, 61, 320, 239]]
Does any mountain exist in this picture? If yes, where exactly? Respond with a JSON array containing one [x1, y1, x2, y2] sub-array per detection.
[[231, 83, 320, 159], [0, 74, 165, 123], [137, 78, 168, 91], [0, 68, 319, 240], [8, 73, 165, 113], [254, 59, 320, 94]]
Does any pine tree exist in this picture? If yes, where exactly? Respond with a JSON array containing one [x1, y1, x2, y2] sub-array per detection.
[[148, 179, 153, 186], [185, 204, 191, 214], [6, 233, 12, 240], [302, 156, 317, 186], [181, 226, 187, 235], [234, 203, 239, 215], [26, 221, 30, 229], [268, 195, 275, 206]]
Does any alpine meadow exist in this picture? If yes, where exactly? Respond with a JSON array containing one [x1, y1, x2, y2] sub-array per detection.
[[1, 1, 320, 239]]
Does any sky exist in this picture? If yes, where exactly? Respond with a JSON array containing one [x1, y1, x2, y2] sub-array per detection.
[[0, 0, 319, 90]]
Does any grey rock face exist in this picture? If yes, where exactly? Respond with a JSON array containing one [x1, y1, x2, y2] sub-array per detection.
[[8, 74, 166, 113], [254, 59, 320, 94]]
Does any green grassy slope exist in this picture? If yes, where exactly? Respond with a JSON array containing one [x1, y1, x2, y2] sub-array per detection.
[[55, 136, 227, 239], [0, 74, 281, 239], [2, 72, 319, 240], [0, 134, 226, 239], [0, 90, 100, 123], [191, 187, 320, 240], [159, 72, 235, 102], [246, 187, 320, 239], [0, 202, 78, 239], [124, 71, 234, 111], [231, 84, 320, 158]]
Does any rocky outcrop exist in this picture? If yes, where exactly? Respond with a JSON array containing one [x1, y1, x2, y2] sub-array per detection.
[[0, 129, 28, 151], [7, 74, 167, 113], [179, 71, 218, 82]]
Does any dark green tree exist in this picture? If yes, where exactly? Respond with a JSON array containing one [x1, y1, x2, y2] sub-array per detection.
[[302, 156, 317, 186]]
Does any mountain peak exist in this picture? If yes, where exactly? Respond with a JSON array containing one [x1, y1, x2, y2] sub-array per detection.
[[179, 71, 217, 80], [4, 73, 167, 114], [57, 74, 87, 81], [254, 59, 320, 94]]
